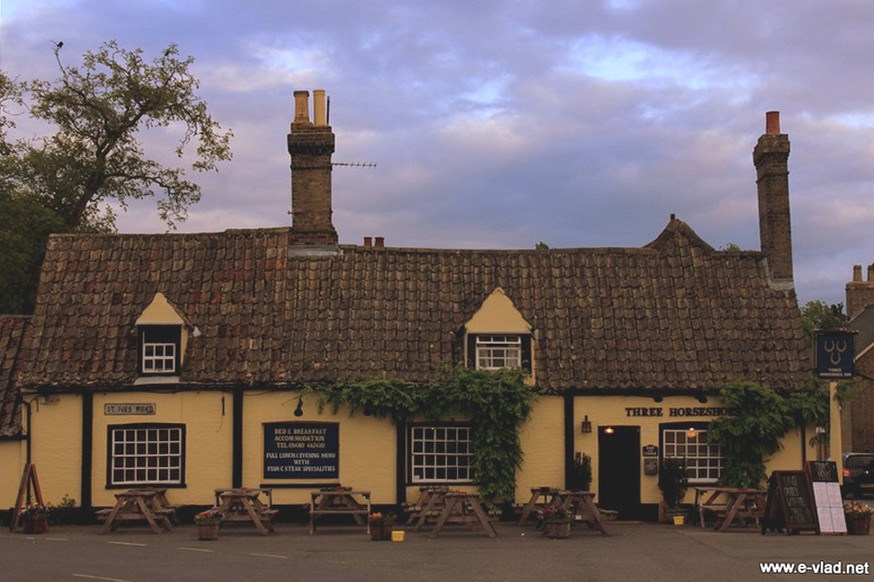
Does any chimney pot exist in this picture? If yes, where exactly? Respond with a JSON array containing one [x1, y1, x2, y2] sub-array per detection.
[[765, 111, 781, 134], [854, 265, 863, 281], [363, 236, 372, 248], [293, 90, 311, 125], [375, 236, 385, 248], [313, 89, 327, 126]]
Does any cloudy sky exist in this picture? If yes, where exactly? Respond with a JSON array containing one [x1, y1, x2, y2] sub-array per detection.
[[2, 0, 873, 308]]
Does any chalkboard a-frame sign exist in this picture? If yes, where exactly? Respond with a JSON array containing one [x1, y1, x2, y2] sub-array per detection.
[[762, 470, 819, 535]]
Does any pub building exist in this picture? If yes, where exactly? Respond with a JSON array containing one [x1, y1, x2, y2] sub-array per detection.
[[0, 92, 816, 522]]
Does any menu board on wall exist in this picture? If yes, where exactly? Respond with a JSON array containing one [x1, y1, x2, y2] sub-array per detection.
[[263, 422, 339, 479], [762, 470, 819, 534], [807, 461, 847, 535]]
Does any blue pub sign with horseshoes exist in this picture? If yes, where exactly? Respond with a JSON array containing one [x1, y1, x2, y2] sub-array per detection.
[[815, 330, 855, 379]]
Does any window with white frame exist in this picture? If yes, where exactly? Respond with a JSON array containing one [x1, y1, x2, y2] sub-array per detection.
[[475, 335, 522, 370], [410, 424, 473, 483], [662, 428, 722, 482], [108, 425, 184, 486], [137, 325, 181, 375], [143, 342, 176, 373]]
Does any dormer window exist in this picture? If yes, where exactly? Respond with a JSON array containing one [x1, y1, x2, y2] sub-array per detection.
[[135, 292, 192, 380], [476, 335, 522, 370], [139, 325, 181, 375], [464, 288, 534, 377]]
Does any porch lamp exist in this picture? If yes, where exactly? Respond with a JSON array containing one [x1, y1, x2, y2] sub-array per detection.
[[581, 415, 592, 434], [293, 396, 304, 417]]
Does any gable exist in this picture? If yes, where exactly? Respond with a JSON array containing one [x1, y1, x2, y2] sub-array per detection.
[[465, 288, 532, 334]]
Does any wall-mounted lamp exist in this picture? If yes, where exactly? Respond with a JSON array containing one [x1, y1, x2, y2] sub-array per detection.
[[653, 395, 664, 403], [687, 427, 697, 438], [697, 395, 708, 404], [604, 426, 615, 435], [294, 396, 304, 417], [581, 415, 592, 433]]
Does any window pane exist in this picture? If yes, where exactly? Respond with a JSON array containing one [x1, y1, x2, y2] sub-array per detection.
[[662, 429, 722, 483], [109, 425, 183, 486], [410, 424, 474, 483]]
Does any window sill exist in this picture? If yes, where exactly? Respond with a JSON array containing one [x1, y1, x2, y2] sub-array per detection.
[[134, 375, 181, 386]]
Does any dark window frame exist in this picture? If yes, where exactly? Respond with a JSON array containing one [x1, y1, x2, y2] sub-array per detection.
[[106, 423, 187, 488]]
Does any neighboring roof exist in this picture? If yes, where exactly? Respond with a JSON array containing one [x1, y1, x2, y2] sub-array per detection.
[[849, 306, 874, 359], [0, 315, 28, 437], [18, 218, 809, 393]]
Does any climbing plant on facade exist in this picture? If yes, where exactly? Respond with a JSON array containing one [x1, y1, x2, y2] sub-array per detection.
[[311, 367, 537, 506], [707, 379, 833, 488]]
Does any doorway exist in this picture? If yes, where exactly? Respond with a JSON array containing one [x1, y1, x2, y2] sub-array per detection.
[[597, 425, 641, 519]]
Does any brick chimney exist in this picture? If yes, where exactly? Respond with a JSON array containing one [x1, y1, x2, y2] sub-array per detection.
[[846, 264, 874, 320], [287, 89, 338, 246], [753, 111, 793, 286]]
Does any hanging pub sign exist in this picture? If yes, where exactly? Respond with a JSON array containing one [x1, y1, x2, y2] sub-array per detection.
[[263, 422, 339, 479], [815, 330, 855, 379]]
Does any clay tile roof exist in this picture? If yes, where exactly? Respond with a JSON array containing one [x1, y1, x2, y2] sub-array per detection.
[[17, 219, 810, 393], [0, 315, 29, 437]]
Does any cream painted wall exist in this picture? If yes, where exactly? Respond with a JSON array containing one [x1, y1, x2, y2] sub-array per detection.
[[572, 395, 818, 506], [92, 391, 232, 507], [0, 440, 26, 506], [516, 396, 565, 500], [28, 395, 83, 506], [244, 393, 398, 505]]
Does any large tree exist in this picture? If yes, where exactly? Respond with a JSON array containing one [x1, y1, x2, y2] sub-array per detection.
[[800, 300, 847, 347], [0, 41, 232, 312]]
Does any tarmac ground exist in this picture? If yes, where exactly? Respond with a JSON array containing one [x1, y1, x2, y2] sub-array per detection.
[[2, 518, 872, 582]]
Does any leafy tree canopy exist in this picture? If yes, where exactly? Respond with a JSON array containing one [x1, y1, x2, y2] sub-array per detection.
[[800, 300, 847, 348], [0, 41, 232, 313], [2, 40, 232, 231]]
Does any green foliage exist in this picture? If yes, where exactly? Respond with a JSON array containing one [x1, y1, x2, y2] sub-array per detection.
[[800, 300, 847, 348], [707, 381, 796, 488], [710, 378, 854, 476], [0, 192, 65, 313], [0, 41, 231, 313], [658, 457, 688, 508], [313, 367, 537, 506], [5, 40, 233, 230], [569, 452, 592, 492], [719, 242, 743, 252]]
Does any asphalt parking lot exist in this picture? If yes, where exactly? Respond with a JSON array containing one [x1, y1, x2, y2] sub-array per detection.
[[2, 519, 873, 582]]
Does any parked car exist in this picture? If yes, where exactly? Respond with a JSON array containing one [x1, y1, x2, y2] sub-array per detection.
[[842, 452, 874, 498]]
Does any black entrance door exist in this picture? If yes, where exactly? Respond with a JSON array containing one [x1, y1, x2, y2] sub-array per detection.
[[597, 426, 641, 519]]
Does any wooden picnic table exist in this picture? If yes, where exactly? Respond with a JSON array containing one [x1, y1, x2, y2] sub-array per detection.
[[412, 489, 496, 538], [694, 486, 766, 532], [517, 486, 561, 525], [215, 488, 277, 535], [309, 489, 371, 534], [98, 489, 175, 534]]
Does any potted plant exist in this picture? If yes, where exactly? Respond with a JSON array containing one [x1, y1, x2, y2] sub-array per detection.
[[194, 507, 224, 540], [538, 506, 573, 539], [569, 452, 593, 492], [368, 512, 396, 540], [843, 501, 872, 535], [20, 503, 49, 534], [658, 458, 688, 525]]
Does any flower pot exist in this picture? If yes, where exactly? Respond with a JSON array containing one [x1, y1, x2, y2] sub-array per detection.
[[23, 515, 49, 534], [545, 520, 572, 539], [197, 523, 220, 540], [673, 515, 685, 526], [369, 522, 393, 541], [845, 514, 870, 535]]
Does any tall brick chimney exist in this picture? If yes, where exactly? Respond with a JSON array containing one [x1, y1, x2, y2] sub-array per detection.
[[287, 89, 338, 246], [846, 264, 874, 320], [753, 111, 793, 286]]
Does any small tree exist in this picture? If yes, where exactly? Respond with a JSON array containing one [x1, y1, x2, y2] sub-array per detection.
[[658, 458, 688, 508]]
